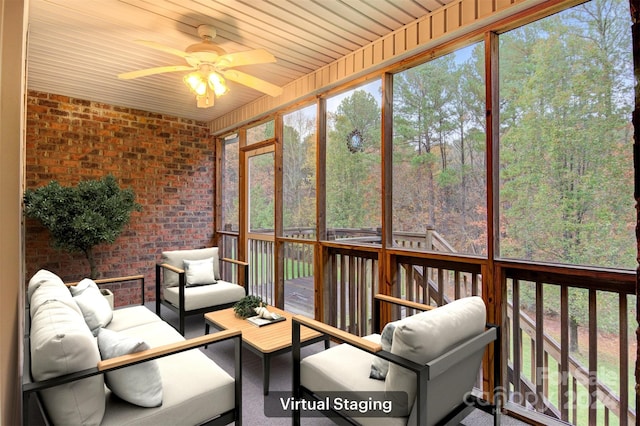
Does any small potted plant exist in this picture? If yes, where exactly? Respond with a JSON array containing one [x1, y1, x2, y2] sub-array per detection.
[[233, 295, 265, 319]]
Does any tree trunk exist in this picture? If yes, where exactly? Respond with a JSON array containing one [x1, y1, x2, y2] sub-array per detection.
[[569, 316, 579, 352], [84, 247, 97, 279]]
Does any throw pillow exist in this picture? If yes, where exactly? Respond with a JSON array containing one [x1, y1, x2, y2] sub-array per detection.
[[369, 320, 397, 380], [97, 328, 163, 407], [161, 247, 221, 287], [184, 257, 216, 287], [70, 278, 113, 335]]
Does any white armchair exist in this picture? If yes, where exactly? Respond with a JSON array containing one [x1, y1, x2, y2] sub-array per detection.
[[156, 247, 248, 335], [292, 295, 500, 425]]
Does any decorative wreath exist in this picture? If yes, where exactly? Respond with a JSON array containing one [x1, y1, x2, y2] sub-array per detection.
[[346, 129, 364, 153]]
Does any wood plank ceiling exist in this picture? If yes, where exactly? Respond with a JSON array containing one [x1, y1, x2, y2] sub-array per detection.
[[27, 0, 455, 122]]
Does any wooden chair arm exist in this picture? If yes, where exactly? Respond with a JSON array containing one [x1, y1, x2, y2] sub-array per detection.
[[221, 258, 249, 267], [374, 294, 434, 312], [157, 263, 184, 274], [65, 275, 146, 287], [98, 328, 241, 371], [65, 275, 146, 305], [292, 315, 381, 353]]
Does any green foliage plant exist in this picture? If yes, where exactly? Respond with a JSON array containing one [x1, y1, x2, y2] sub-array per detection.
[[23, 175, 141, 278], [233, 295, 265, 319]]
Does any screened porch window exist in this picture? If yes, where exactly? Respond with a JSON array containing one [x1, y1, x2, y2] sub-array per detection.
[[498, 0, 635, 270], [325, 80, 382, 244], [392, 42, 487, 255]]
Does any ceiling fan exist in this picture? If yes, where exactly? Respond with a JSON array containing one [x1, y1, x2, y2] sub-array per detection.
[[118, 24, 283, 108]]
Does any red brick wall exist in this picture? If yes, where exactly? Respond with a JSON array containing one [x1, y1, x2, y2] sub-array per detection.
[[25, 91, 215, 306]]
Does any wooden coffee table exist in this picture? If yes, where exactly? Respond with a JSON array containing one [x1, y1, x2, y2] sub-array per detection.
[[204, 307, 328, 395]]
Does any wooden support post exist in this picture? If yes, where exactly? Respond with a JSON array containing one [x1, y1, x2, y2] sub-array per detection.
[[630, 0, 640, 421]]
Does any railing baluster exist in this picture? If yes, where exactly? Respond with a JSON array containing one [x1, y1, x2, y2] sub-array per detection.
[[619, 293, 628, 426], [340, 254, 346, 329], [438, 268, 444, 305], [348, 255, 356, 333], [513, 279, 523, 405], [535, 281, 544, 412], [572, 376, 578, 425], [560, 284, 569, 422], [588, 289, 597, 426]]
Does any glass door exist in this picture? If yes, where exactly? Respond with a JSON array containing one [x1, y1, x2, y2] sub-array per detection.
[[245, 145, 275, 304]]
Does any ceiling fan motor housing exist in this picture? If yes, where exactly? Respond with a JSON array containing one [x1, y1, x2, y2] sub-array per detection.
[[197, 24, 216, 41]]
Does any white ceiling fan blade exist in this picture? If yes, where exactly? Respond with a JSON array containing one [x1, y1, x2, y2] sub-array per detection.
[[222, 70, 283, 97], [118, 65, 194, 79], [218, 49, 276, 68], [134, 40, 189, 58]]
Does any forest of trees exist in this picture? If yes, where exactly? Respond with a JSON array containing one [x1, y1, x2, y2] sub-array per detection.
[[228, 0, 634, 271]]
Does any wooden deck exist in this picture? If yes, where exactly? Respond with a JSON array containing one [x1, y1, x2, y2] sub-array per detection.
[[282, 276, 314, 317]]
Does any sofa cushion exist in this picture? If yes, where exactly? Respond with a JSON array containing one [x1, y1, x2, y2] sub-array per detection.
[[97, 328, 163, 407], [107, 305, 164, 332], [161, 247, 220, 287], [163, 280, 245, 311], [100, 331, 235, 425], [114, 320, 186, 347], [369, 320, 397, 380], [30, 299, 105, 425], [386, 296, 486, 416], [70, 278, 113, 335], [184, 257, 217, 286], [27, 269, 82, 318]]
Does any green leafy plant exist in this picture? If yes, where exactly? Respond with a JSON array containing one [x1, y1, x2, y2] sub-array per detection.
[[23, 175, 141, 278], [233, 295, 265, 319]]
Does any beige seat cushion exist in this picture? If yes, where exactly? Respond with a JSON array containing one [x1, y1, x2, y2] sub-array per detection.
[[100, 318, 235, 426], [163, 280, 245, 311], [107, 305, 164, 332], [100, 348, 236, 426], [300, 335, 408, 426]]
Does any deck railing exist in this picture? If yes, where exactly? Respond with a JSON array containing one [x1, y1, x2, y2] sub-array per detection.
[[503, 264, 636, 426], [218, 228, 636, 425], [323, 246, 378, 335]]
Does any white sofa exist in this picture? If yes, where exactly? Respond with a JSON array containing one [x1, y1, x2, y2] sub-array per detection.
[[22, 269, 242, 426]]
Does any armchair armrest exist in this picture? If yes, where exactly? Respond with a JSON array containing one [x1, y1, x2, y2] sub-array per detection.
[[221, 258, 248, 267], [292, 315, 381, 353], [157, 263, 184, 274], [292, 315, 425, 372], [374, 294, 435, 311], [372, 293, 434, 333], [220, 257, 249, 289], [66, 275, 146, 305]]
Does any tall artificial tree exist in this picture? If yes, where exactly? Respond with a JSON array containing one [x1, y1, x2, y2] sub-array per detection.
[[24, 175, 141, 278]]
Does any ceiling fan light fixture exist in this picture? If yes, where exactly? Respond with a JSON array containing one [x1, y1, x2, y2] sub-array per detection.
[[122, 24, 282, 109], [184, 72, 207, 95], [208, 72, 228, 96]]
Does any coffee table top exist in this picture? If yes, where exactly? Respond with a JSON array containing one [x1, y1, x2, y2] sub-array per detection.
[[204, 307, 322, 354]]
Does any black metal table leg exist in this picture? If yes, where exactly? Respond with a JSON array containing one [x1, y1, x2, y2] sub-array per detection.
[[263, 353, 270, 395]]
